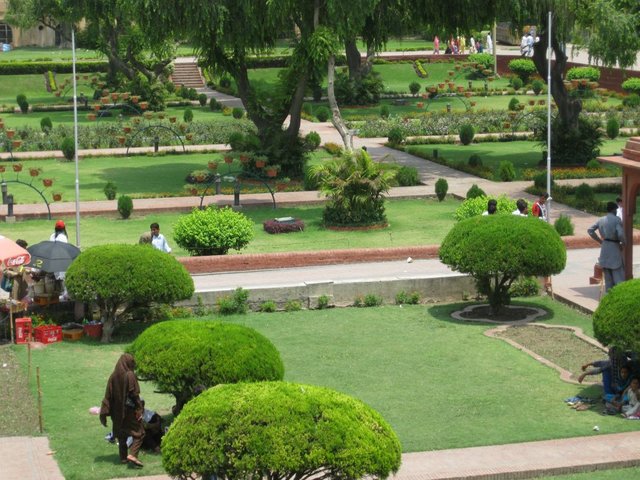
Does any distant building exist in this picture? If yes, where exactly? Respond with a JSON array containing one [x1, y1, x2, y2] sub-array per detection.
[[0, 0, 58, 48]]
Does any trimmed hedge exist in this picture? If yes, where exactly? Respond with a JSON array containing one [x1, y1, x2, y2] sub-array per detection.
[[263, 218, 305, 234], [161, 381, 401, 480], [593, 280, 640, 352], [0, 61, 108, 75], [128, 321, 284, 413], [566, 66, 601, 82]]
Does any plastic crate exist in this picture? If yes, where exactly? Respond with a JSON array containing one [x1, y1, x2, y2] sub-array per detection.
[[34, 325, 62, 344], [15, 317, 32, 344]]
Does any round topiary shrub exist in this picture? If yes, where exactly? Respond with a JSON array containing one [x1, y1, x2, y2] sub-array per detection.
[[60, 137, 75, 161], [103, 181, 117, 200], [16, 93, 29, 114], [128, 321, 284, 413], [586, 159, 602, 170], [315, 106, 330, 122], [161, 381, 401, 480], [395, 166, 419, 186], [209, 97, 220, 111], [497, 161, 516, 182], [508, 97, 520, 111], [606, 117, 620, 140], [435, 178, 448, 201], [574, 182, 595, 209], [387, 126, 405, 146], [533, 172, 554, 190], [454, 195, 516, 220], [40, 116, 53, 133], [198, 93, 208, 106], [66, 245, 194, 342], [466, 184, 486, 199], [117, 194, 133, 219], [183, 107, 193, 123], [173, 206, 255, 255], [468, 154, 483, 168], [554, 214, 574, 236], [380, 104, 390, 119], [459, 124, 474, 145], [232, 107, 244, 119], [409, 81, 421, 95], [622, 78, 640, 96], [531, 79, 544, 95], [567, 66, 601, 82], [510, 77, 523, 91], [593, 280, 640, 351], [508, 58, 536, 84], [304, 131, 321, 150], [440, 215, 566, 314]]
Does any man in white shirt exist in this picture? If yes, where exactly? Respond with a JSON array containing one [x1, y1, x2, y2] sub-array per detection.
[[150, 222, 172, 253], [486, 33, 493, 54], [512, 199, 528, 216], [616, 197, 623, 223]]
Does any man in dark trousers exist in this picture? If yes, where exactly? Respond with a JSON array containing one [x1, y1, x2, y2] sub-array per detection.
[[587, 201, 625, 292]]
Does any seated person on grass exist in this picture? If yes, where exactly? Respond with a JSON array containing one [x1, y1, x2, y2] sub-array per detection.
[[621, 377, 640, 418]]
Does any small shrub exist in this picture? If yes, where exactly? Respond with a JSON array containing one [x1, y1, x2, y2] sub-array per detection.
[[183, 107, 193, 123], [468, 52, 494, 70], [219, 76, 232, 88], [508, 97, 520, 111], [315, 106, 330, 122], [509, 276, 540, 297], [259, 300, 277, 313], [388, 127, 405, 146], [305, 131, 321, 150], [117, 195, 133, 219], [198, 93, 208, 106], [468, 154, 483, 168], [216, 287, 250, 315], [623, 93, 640, 108], [508, 58, 536, 83], [622, 78, 640, 95], [531, 79, 544, 95], [606, 117, 620, 139], [353, 296, 364, 307], [395, 166, 419, 186], [209, 97, 220, 111], [554, 214, 575, 236], [510, 77, 523, 91], [284, 299, 303, 312], [435, 178, 448, 201], [395, 291, 421, 305], [533, 172, 554, 190], [586, 159, 602, 170], [459, 124, 474, 145], [60, 137, 75, 161], [232, 107, 244, 119], [497, 161, 516, 182], [302, 102, 313, 115], [263, 218, 305, 234], [567, 66, 600, 82], [103, 181, 117, 200], [380, 104, 390, 118], [16, 93, 29, 113], [40, 116, 53, 133], [316, 295, 330, 309], [574, 182, 595, 209], [228, 131, 246, 151], [409, 81, 421, 96], [466, 184, 486, 199], [364, 294, 383, 307], [323, 142, 343, 155]]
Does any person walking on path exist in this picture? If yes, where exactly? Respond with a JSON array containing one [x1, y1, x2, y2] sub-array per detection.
[[587, 201, 625, 292], [100, 353, 145, 467], [150, 222, 171, 253], [433, 35, 440, 54], [486, 32, 493, 54]]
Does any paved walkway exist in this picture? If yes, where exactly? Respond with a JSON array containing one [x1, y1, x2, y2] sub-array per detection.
[[1, 78, 637, 480]]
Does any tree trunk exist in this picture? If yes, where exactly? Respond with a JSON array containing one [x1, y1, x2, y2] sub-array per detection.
[[100, 309, 116, 343], [345, 38, 362, 80], [327, 55, 353, 151], [532, 24, 582, 129]]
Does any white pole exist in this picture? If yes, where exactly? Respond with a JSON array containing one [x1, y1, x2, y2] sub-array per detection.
[[546, 11, 552, 223], [71, 29, 81, 246]]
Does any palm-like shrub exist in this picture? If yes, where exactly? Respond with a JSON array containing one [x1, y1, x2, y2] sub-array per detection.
[[593, 280, 640, 351], [161, 381, 401, 480], [439, 215, 566, 314], [65, 245, 194, 342], [173, 206, 254, 255], [310, 150, 395, 226], [128, 321, 284, 414]]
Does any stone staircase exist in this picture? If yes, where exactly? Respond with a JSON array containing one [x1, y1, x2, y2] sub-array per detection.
[[171, 62, 205, 88]]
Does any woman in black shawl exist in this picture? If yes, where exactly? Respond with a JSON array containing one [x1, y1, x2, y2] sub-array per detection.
[[99, 353, 145, 466]]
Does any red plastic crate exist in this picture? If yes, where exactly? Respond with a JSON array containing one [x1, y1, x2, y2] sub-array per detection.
[[34, 325, 62, 344]]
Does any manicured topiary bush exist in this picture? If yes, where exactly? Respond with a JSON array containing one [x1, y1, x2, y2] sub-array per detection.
[[173, 206, 255, 255], [232, 107, 244, 119], [161, 382, 401, 480], [508, 97, 520, 111], [531, 79, 544, 95], [593, 280, 640, 351], [409, 81, 421, 96], [574, 182, 596, 209], [387, 126, 405, 146], [554, 214, 574, 236], [459, 124, 474, 145], [468, 53, 494, 70], [435, 178, 448, 201], [60, 137, 75, 161], [16, 93, 29, 114], [183, 107, 193, 123], [65, 245, 194, 342], [440, 215, 566, 314], [468, 154, 483, 168], [510, 76, 523, 91], [454, 195, 516, 220], [623, 93, 640, 108], [128, 321, 284, 414], [315, 106, 330, 122], [508, 59, 536, 84], [304, 131, 321, 150], [40, 117, 53, 133], [622, 78, 640, 95], [466, 184, 485, 199], [606, 117, 620, 139], [567, 66, 600, 82], [198, 93, 208, 106], [395, 166, 419, 186], [117, 195, 133, 219], [497, 161, 516, 182]]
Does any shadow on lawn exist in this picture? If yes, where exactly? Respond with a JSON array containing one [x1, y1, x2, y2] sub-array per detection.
[[426, 299, 556, 325]]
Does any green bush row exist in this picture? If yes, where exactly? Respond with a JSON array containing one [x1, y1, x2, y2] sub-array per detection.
[[0, 61, 108, 75]]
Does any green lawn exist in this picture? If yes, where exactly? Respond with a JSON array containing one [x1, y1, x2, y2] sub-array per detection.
[[1, 198, 459, 256], [13, 297, 635, 480]]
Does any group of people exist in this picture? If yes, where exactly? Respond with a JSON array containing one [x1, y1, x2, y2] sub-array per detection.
[[433, 33, 492, 55], [481, 193, 549, 220], [578, 348, 640, 418]]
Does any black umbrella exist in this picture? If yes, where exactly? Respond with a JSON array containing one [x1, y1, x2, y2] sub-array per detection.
[[27, 241, 81, 272]]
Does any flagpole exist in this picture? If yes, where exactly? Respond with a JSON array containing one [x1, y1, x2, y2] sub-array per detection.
[[546, 11, 552, 223], [71, 29, 81, 246]]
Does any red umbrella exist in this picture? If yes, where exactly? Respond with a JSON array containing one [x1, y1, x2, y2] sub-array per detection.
[[0, 235, 31, 269]]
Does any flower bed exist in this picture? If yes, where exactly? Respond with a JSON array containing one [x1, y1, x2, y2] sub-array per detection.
[[263, 218, 305, 234]]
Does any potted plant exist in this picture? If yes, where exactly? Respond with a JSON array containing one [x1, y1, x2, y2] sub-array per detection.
[[100, 96, 110, 105], [131, 95, 139, 104], [239, 152, 251, 164], [6, 129, 15, 139], [416, 102, 424, 108], [207, 161, 219, 171], [0, 166, 5, 173], [12, 140, 22, 149], [12, 163, 23, 172], [538, 99, 545, 106], [0, 121, 4, 129], [52, 192, 62, 201], [169, 116, 177, 123], [123, 126, 132, 134], [470, 101, 476, 107], [29, 167, 41, 177], [117, 136, 126, 145], [456, 85, 464, 93], [87, 113, 97, 121], [265, 164, 280, 178], [121, 92, 130, 100], [438, 83, 445, 89], [529, 99, 536, 106], [464, 92, 472, 98], [42, 178, 53, 187], [254, 155, 267, 168], [110, 92, 119, 102], [157, 112, 166, 119], [139, 101, 149, 110], [93, 104, 101, 111], [224, 153, 234, 164], [276, 177, 290, 191], [143, 111, 154, 120], [185, 133, 194, 141]]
